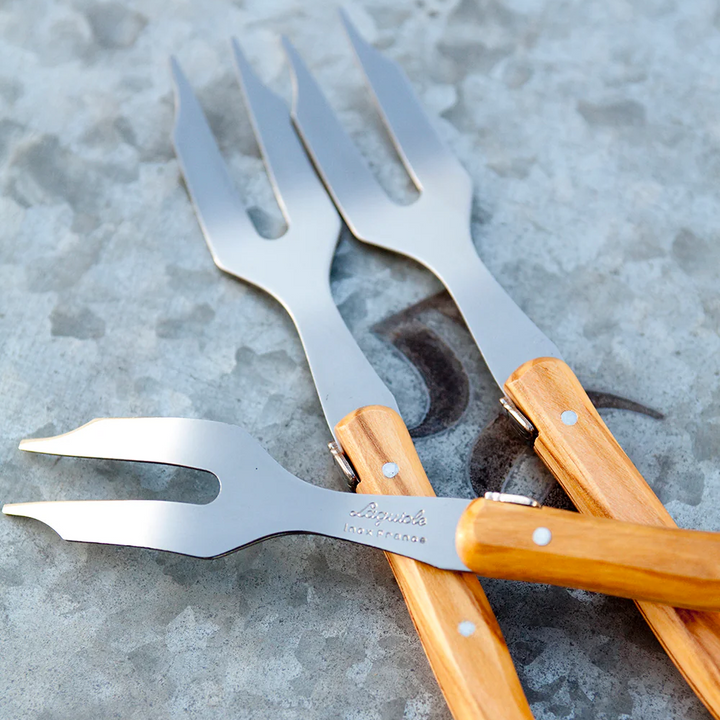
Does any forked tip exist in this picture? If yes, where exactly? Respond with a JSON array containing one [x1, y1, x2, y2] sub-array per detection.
[[0, 502, 67, 540], [169, 55, 184, 86], [2, 502, 35, 520], [18, 418, 111, 458], [337, 7, 353, 31], [229, 36, 244, 62], [338, 7, 365, 48], [281, 36, 314, 108], [280, 36, 304, 106], [19, 434, 59, 453], [280, 35, 299, 63], [230, 37, 258, 87], [169, 56, 192, 114]]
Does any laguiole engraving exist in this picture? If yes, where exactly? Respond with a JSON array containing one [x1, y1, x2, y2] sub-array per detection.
[[349, 501, 427, 527], [344, 502, 427, 544]]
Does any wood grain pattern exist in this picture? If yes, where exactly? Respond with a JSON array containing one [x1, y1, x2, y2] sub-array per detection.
[[457, 498, 720, 610], [336, 405, 533, 720], [505, 356, 720, 718]]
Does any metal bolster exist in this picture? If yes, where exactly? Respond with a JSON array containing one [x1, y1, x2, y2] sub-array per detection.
[[328, 441, 360, 491], [484, 492, 541, 508], [499, 396, 536, 441]]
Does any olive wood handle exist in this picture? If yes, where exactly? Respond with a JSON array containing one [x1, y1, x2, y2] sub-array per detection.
[[336, 405, 533, 720], [505, 356, 720, 717], [457, 498, 720, 610]]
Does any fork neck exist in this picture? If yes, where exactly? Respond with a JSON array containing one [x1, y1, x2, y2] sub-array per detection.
[[275, 279, 399, 438], [425, 236, 562, 390]]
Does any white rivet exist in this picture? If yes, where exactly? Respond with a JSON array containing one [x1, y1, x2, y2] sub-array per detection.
[[533, 527, 552, 546], [458, 621, 476, 637], [382, 462, 399, 478], [561, 410, 578, 426]]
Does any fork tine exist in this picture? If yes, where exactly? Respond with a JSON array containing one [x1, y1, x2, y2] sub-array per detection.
[[230, 39, 339, 234], [283, 37, 402, 241], [2, 499, 225, 557], [18, 417, 274, 494], [6, 417, 307, 557], [170, 57, 260, 275], [339, 10, 470, 196], [20, 417, 219, 470]]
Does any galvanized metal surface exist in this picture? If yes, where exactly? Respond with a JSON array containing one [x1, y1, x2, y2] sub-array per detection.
[[1, 1, 719, 718]]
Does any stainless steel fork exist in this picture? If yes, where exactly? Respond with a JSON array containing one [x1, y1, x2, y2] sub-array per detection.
[[170, 44, 533, 720], [10, 417, 720, 608], [284, 12, 720, 716]]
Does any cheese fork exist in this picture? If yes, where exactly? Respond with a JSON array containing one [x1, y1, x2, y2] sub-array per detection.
[[6, 416, 720, 612]]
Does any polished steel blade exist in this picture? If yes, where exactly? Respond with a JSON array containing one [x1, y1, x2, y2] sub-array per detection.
[[283, 36, 401, 243], [231, 39, 338, 235], [287, 16, 563, 388], [339, 9, 471, 201], [170, 57, 258, 277], [172, 52, 398, 438], [4, 418, 470, 569], [3, 499, 224, 557]]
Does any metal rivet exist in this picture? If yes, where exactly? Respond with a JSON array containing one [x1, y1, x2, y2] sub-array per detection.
[[533, 527, 552, 546], [561, 410, 578, 426], [458, 621, 476, 637], [382, 462, 399, 478]]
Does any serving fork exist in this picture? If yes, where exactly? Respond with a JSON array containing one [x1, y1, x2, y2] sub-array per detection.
[[284, 12, 720, 716], [169, 44, 531, 720], [7, 417, 720, 605]]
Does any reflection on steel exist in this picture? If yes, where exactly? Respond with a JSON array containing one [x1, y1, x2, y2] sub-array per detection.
[[287, 11, 563, 390], [4, 417, 471, 569], [171, 48, 398, 442]]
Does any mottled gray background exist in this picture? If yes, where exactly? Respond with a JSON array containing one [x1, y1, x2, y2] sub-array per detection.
[[1, 0, 720, 718]]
